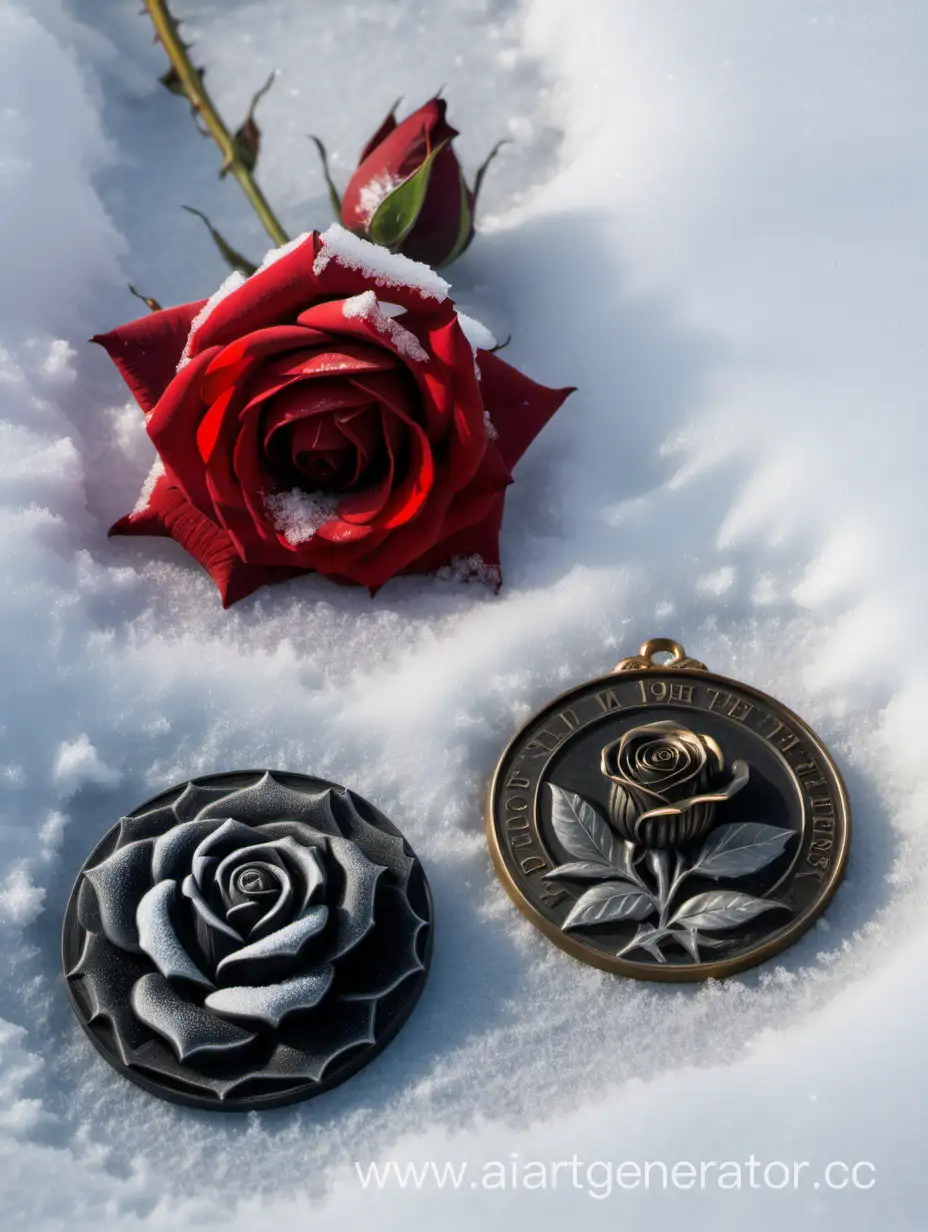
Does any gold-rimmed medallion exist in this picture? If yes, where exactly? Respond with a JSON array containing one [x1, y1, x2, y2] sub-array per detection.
[[486, 639, 850, 981]]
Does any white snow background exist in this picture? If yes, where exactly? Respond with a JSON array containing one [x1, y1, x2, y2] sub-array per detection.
[[1, 0, 926, 1227]]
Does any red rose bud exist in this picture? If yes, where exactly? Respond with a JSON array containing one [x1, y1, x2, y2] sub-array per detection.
[[340, 98, 497, 269]]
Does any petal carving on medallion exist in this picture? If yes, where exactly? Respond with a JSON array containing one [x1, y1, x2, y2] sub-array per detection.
[[340, 789, 416, 885], [170, 781, 242, 822], [326, 834, 385, 961], [66, 930, 152, 1064], [136, 880, 214, 989], [215, 906, 329, 982], [84, 838, 155, 953], [131, 973, 257, 1061], [194, 772, 343, 836], [274, 837, 327, 914], [205, 964, 334, 1027], [151, 817, 228, 883], [337, 884, 428, 1002], [116, 805, 183, 847], [181, 874, 242, 941], [231, 1000, 378, 1089], [189, 818, 263, 886]]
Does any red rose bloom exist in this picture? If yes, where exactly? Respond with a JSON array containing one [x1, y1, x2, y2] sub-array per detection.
[[340, 99, 477, 269], [96, 227, 572, 606]]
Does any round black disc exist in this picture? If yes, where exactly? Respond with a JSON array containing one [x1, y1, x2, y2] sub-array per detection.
[[62, 770, 432, 1110]]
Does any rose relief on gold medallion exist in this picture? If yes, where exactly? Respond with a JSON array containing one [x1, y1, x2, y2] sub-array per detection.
[[486, 639, 850, 980]]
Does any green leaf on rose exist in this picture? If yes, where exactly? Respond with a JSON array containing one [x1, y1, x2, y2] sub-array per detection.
[[308, 135, 343, 217], [368, 140, 448, 250], [182, 205, 257, 276], [472, 137, 510, 205], [223, 70, 276, 178]]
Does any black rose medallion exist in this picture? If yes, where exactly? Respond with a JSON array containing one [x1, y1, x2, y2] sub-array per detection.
[[62, 771, 432, 1109]]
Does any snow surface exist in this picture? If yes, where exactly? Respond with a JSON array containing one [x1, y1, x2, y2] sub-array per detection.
[[2, 0, 928, 1228]]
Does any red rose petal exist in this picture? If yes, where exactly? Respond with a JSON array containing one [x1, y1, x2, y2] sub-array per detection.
[[401, 490, 506, 579], [110, 478, 305, 606], [188, 236, 329, 357], [191, 233, 448, 361], [93, 300, 206, 415], [345, 376, 435, 528], [476, 350, 575, 469], [227, 403, 281, 553], [335, 407, 399, 524], [357, 104, 399, 164], [352, 442, 511, 587], [347, 366, 442, 442], [204, 333, 396, 407], [287, 415, 349, 455], [296, 298, 439, 376], [146, 345, 223, 518], [195, 385, 236, 464], [312, 517, 376, 544], [342, 487, 456, 587], [334, 405, 380, 483], [423, 315, 488, 487], [268, 341, 398, 380], [200, 325, 327, 403], [108, 468, 175, 538], [261, 378, 372, 446]]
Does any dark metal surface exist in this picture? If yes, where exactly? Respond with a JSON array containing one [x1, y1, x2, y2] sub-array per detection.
[[62, 770, 432, 1109], [486, 640, 850, 980]]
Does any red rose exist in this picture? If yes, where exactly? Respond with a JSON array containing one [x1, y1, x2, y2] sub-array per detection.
[[340, 98, 485, 269], [96, 227, 572, 606]]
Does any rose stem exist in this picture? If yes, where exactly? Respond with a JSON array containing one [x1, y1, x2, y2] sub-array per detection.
[[143, 0, 289, 248], [664, 850, 691, 906], [647, 850, 673, 925]]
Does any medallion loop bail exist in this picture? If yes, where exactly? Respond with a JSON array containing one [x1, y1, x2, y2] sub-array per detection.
[[612, 637, 708, 674]]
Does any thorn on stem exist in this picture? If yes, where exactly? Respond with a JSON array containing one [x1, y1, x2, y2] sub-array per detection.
[[128, 284, 163, 313]]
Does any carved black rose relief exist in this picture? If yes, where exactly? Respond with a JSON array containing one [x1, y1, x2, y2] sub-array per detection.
[[546, 721, 795, 963], [62, 772, 432, 1109]]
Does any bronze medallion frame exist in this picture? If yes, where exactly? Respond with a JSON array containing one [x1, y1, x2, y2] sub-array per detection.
[[486, 639, 851, 981]]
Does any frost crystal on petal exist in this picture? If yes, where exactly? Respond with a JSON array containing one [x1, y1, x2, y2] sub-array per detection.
[[265, 489, 339, 545], [313, 224, 449, 300], [131, 456, 165, 516], [254, 232, 312, 273], [356, 172, 405, 226], [483, 409, 499, 440], [342, 291, 429, 362]]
